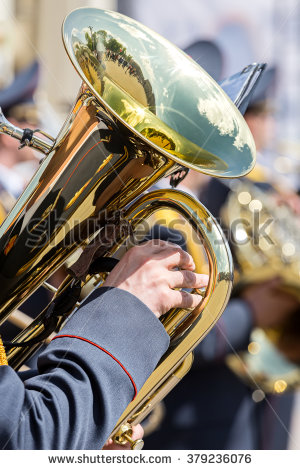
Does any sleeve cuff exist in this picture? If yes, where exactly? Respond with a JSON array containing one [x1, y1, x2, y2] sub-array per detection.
[[48, 286, 170, 392]]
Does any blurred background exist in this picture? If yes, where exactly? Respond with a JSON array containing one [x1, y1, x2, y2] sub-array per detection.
[[2, 0, 300, 451]]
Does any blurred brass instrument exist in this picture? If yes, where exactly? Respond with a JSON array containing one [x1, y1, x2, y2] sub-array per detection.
[[0, 8, 255, 448], [222, 180, 300, 394]]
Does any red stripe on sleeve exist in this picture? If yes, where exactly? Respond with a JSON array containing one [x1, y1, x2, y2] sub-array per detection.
[[51, 334, 137, 400]]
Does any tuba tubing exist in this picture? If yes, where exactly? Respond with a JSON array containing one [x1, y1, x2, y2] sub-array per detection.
[[107, 189, 233, 445]]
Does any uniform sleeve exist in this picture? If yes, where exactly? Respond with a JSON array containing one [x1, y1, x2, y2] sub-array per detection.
[[193, 299, 254, 364], [0, 287, 170, 450]]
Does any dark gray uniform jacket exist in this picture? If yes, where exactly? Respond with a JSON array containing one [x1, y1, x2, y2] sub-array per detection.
[[0, 287, 170, 450]]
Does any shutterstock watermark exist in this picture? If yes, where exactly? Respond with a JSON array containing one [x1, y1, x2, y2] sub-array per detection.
[[21, 208, 279, 251], [228, 210, 275, 247]]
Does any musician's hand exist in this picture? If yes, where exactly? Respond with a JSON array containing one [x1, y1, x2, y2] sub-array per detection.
[[241, 278, 300, 328], [103, 240, 208, 318], [102, 424, 143, 450]]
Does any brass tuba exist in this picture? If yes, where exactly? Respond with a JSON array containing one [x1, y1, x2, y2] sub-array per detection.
[[0, 8, 255, 447], [222, 179, 300, 394]]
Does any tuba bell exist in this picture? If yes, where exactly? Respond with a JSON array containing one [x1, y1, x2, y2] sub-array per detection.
[[0, 7, 255, 448]]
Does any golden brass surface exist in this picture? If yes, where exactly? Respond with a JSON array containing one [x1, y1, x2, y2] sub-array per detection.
[[226, 328, 300, 394], [0, 107, 54, 155], [0, 6, 254, 446], [223, 181, 300, 295], [0, 87, 174, 325], [0, 336, 8, 366], [108, 189, 233, 441], [113, 423, 144, 450], [222, 180, 300, 392], [62, 8, 255, 178]]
